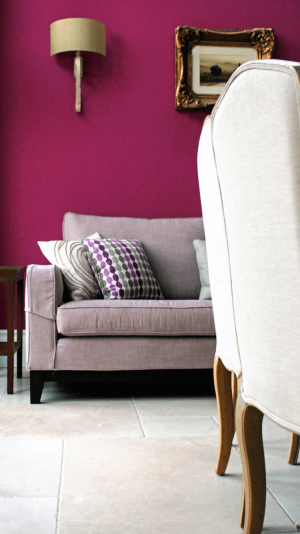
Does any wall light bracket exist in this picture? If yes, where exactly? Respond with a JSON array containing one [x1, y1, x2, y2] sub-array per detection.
[[50, 18, 106, 113]]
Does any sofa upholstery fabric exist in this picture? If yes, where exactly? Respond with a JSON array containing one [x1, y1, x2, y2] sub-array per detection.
[[56, 299, 215, 337], [26, 216, 216, 374], [25, 265, 64, 370], [63, 214, 204, 300], [26, 264, 64, 320], [54, 336, 216, 370]]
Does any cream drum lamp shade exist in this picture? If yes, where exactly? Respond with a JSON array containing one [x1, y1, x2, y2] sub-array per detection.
[[50, 18, 106, 112], [50, 18, 106, 56]]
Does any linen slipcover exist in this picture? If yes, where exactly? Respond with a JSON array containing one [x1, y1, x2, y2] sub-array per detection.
[[210, 59, 300, 435], [197, 118, 241, 376]]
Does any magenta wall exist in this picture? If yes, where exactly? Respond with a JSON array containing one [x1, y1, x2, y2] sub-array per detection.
[[0, 0, 300, 327]]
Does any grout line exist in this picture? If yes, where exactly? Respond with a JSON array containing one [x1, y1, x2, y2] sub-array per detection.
[[0, 389, 7, 403], [0, 495, 58, 498], [131, 396, 146, 438], [266, 486, 300, 531], [212, 416, 219, 427], [55, 440, 65, 534]]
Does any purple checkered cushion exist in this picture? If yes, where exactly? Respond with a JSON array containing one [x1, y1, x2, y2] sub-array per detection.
[[82, 238, 164, 300]]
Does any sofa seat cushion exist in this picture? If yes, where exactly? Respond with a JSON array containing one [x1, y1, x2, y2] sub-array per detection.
[[56, 300, 215, 337]]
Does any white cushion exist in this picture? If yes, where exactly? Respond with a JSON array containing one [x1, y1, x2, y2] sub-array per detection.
[[38, 233, 101, 300], [193, 239, 211, 300]]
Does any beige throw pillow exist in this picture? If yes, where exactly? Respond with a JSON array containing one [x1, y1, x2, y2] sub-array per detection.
[[38, 233, 102, 300], [193, 239, 211, 300]]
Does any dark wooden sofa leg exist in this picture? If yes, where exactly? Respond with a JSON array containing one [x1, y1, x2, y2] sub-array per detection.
[[30, 371, 45, 404]]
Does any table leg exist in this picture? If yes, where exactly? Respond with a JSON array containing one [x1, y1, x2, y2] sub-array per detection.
[[7, 279, 15, 394], [17, 279, 24, 379]]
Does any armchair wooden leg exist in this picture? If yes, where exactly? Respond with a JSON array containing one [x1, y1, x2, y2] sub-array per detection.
[[236, 395, 266, 534], [288, 433, 300, 465], [232, 371, 238, 434], [214, 355, 234, 475], [240, 479, 245, 529]]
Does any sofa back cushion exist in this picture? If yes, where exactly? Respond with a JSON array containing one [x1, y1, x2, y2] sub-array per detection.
[[63, 213, 204, 300]]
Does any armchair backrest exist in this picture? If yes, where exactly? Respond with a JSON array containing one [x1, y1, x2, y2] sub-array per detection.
[[198, 117, 241, 377], [201, 60, 300, 434]]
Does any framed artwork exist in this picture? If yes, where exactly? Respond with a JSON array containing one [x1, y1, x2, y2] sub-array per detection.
[[175, 28, 275, 110]]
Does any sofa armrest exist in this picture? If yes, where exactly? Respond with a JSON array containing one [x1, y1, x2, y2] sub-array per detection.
[[25, 265, 64, 370], [25, 264, 64, 320]]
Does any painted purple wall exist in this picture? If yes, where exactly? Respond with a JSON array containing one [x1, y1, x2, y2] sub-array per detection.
[[0, 0, 299, 327]]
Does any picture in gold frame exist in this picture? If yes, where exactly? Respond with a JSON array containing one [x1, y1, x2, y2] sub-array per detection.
[[175, 27, 275, 110]]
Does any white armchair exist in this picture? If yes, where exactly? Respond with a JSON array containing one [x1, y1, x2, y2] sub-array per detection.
[[198, 114, 241, 475], [198, 59, 300, 533]]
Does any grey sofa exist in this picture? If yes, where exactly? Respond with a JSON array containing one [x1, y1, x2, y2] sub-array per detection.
[[26, 213, 216, 403]]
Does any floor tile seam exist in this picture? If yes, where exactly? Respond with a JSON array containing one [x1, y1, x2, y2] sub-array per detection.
[[131, 396, 145, 438], [212, 416, 219, 427], [266, 486, 299, 531], [0, 495, 59, 499], [135, 415, 218, 420], [0, 388, 6, 403], [0, 438, 149, 441], [63, 436, 217, 443], [55, 439, 65, 534]]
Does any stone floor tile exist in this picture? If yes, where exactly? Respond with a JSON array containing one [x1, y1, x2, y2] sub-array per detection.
[[0, 379, 6, 401], [0, 400, 143, 438], [0, 496, 57, 534], [263, 417, 292, 459], [0, 368, 29, 379], [266, 458, 300, 527], [0, 369, 29, 403], [133, 395, 218, 418], [0, 438, 62, 497], [140, 415, 219, 437], [0, 366, 12, 399], [58, 437, 296, 534], [0, 374, 131, 405], [0, 370, 298, 532]]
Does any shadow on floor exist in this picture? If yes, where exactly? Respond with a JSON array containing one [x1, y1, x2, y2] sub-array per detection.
[[46, 369, 215, 399]]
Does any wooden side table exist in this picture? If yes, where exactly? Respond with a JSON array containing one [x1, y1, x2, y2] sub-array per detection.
[[0, 267, 26, 394]]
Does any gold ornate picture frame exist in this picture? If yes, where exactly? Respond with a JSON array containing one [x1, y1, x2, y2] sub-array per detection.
[[175, 27, 275, 110]]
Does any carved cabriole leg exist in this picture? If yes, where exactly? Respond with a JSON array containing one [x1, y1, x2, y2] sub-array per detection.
[[240, 480, 245, 529], [288, 433, 300, 465], [214, 355, 234, 475], [232, 372, 238, 434], [236, 395, 266, 534]]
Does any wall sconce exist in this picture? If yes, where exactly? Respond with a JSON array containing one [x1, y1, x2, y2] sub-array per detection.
[[50, 18, 106, 112]]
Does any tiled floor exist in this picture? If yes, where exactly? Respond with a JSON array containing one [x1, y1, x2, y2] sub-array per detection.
[[0, 369, 299, 534]]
